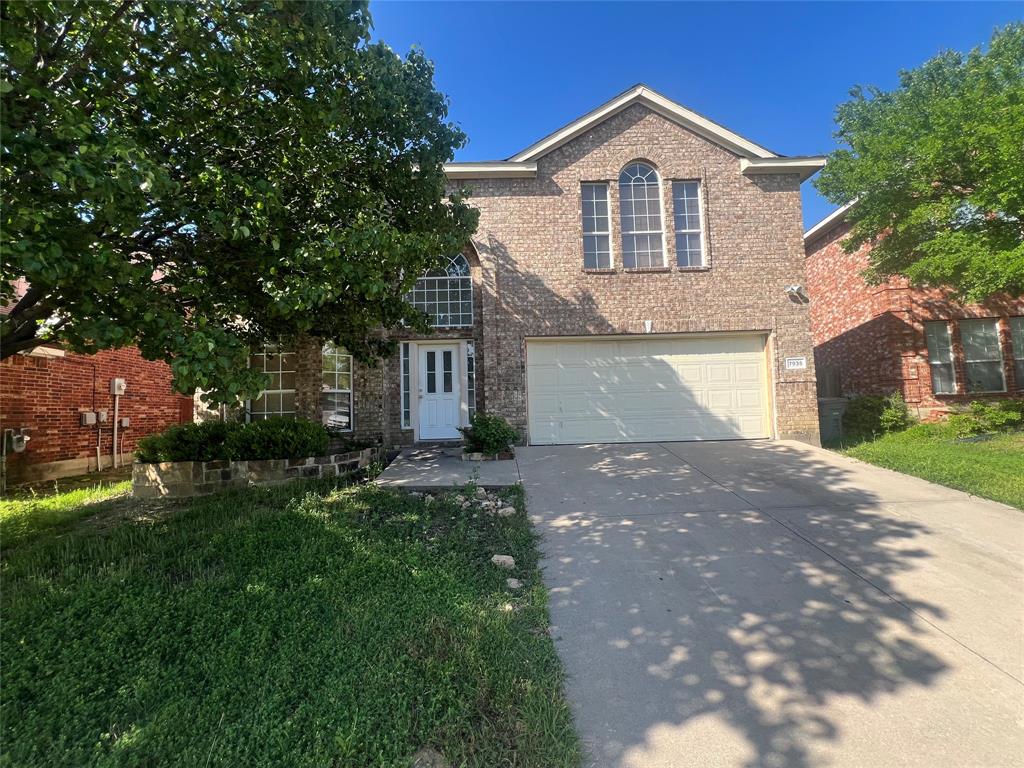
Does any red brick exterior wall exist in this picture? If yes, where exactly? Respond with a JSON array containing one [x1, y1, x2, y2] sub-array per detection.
[[1, 346, 192, 483], [344, 103, 820, 444], [805, 219, 1024, 417]]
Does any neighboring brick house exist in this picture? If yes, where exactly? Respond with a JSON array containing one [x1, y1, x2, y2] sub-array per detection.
[[804, 202, 1024, 418], [1, 346, 193, 484], [266, 85, 826, 446]]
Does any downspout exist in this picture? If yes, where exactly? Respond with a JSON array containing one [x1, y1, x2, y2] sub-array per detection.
[[112, 393, 120, 468]]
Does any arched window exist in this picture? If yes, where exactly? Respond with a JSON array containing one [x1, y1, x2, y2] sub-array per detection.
[[409, 254, 473, 327], [619, 162, 666, 268]]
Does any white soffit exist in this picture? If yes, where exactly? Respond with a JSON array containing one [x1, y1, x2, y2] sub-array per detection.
[[803, 199, 858, 242], [442, 161, 537, 179], [740, 156, 827, 182], [510, 84, 779, 162]]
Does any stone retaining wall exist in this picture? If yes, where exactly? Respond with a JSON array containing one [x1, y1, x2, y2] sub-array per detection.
[[132, 447, 380, 498]]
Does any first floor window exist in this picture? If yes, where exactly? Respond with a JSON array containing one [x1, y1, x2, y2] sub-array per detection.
[[961, 318, 1006, 393], [581, 182, 612, 269], [672, 180, 704, 267], [924, 321, 955, 395], [467, 343, 477, 420], [321, 343, 353, 431], [1010, 317, 1024, 388], [401, 343, 411, 428], [248, 348, 297, 419]]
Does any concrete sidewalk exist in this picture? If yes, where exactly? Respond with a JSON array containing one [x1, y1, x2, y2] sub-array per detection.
[[518, 440, 1023, 768], [375, 446, 521, 490]]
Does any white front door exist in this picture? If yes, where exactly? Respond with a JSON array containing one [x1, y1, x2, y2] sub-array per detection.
[[418, 344, 461, 440]]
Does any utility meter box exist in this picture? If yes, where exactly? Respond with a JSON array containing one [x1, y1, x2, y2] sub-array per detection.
[[110, 378, 126, 395], [120, 417, 130, 428], [80, 411, 97, 426], [97, 410, 108, 422]]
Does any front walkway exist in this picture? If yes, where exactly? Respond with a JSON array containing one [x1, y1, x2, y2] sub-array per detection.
[[518, 440, 1023, 768], [375, 446, 521, 490]]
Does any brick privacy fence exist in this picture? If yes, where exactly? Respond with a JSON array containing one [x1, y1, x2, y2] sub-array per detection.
[[1, 347, 193, 484], [132, 447, 380, 498]]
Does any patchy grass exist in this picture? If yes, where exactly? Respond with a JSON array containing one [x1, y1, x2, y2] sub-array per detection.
[[1, 478, 581, 767], [0, 480, 131, 549], [842, 422, 1024, 509]]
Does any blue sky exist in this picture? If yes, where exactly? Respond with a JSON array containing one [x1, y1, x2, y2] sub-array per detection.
[[370, 1, 1018, 229]]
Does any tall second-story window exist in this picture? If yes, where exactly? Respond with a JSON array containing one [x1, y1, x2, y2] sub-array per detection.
[[672, 181, 704, 267], [409, 254, 472, 327], [619, 162, 666, 268], [581, 183, 612, 269]]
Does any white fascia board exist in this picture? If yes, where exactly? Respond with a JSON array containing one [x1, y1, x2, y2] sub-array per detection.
[[803, 199, 858, 242], [443, 162, 537, 179], [740, 156, 827, 182], [510, 85, 778, 163]]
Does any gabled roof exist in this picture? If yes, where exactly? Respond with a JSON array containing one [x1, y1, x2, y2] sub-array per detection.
[[444, 84, 825, 181], [803, 200, 857, 242]]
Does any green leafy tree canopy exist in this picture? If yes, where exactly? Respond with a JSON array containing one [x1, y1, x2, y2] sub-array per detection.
[[1, 0, 477, 403], [815, 23, 1024, 303]]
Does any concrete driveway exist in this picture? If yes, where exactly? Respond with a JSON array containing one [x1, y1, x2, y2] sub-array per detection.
[[517, 440, 1023, 768]]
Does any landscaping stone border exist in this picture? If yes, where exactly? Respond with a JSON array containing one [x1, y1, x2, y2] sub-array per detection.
[[132, 447, 380, 498]]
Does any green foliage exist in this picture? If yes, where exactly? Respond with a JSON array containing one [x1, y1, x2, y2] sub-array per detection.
[[1, 1, 478, 404], [946, 399, 1024, 438], [815, 23, 1024, 302], [1, 481, 582, 766], [0, 481, 129, 549], [135, 418, 328, 462], [845, 422, 1024, 509], [842, 392, 912, 440], [459, 412, 519, 455]]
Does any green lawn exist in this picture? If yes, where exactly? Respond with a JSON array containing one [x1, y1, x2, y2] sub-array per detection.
[[842, 423, 1024, 509], [0, 480, 131, 549], [1, 478, 581, 767]]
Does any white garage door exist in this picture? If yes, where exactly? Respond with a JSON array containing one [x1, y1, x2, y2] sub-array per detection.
[[526, 335, 770, 445]]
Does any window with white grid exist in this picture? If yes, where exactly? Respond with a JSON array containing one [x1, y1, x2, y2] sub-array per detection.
[[961, 318, 1006, 393], [321, 343, 353, 431], [581, 182, 612, 269], [467, 342, 477, 421], [1011, 317, 1024, 389], [400, 342, 411, 428], [409, 254, 473, 327], [924, 322, 955, 395], [248, 348, 297, 420], [619, 162, 666, 268], [672, 180, 704, 267]]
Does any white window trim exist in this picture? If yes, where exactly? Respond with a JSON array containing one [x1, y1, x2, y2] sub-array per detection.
[[924, 321, 957, 396], [247, 348, 297, 421], [400, 342, 412, 429], [960, 318, 1007, 394], [619, 162, 669, 269], [409, 254, 473, 328], [672, 179, 706, 268], [401, 339, 475, 439], [1010, 317, 1024, 390], [321, 344, 354, 432], [581, 181, 613, 270]]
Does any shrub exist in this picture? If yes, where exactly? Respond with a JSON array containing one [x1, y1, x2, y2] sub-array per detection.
[[225, 417, 329, 460], [135, 421, 241, 463], [947, 400, 1024, 438], [458, 412, 519, 455], [879, 391, 911, 433], [136, 418, 328, 462], [842, 392, 911, 440]]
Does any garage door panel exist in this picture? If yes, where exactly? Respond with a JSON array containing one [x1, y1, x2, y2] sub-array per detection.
[[527, 335, 770, 445]]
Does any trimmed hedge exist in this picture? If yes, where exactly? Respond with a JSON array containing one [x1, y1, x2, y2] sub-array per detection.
[[458, 412, 519, 455], [136, 418, 328, 463]]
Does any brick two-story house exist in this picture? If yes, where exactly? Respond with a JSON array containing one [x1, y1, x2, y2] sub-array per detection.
[[805, 202, 1024, 417], [259, 85, 826, 446]]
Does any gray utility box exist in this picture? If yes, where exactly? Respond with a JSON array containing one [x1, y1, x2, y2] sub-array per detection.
[[817, 398, 848, 445]]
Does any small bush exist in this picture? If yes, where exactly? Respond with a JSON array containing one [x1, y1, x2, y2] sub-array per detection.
[[947, 400, 1024, 438], [459, 412, 519, 455], [136, 418, 328, 462], [879, 391, 911, 433], [225, 417, 329, 460]]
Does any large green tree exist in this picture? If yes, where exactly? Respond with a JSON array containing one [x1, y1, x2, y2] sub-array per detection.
[[1, 0, 477, 403], [815, 23, 1024, 303]]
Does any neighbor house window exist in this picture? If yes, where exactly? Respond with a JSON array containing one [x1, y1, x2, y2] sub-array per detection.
[[581, 182, 612, 269], [409, 254, 472, 327], [248, 348, 297, 420], [619, 162, 666, 268], [672, 180, 704, 267], [960, 318, 1006, 393], [400, 343, 411, 428], [1010, 317, 1024, 388], [321, 343, 354, 431], [924, 322, 955, 395]]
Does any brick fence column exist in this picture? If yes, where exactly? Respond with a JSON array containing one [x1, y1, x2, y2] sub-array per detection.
[[294, 333, 322, 422]]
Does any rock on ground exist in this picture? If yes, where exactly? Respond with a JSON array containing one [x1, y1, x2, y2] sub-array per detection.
[[491, 554, 516, 570]]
